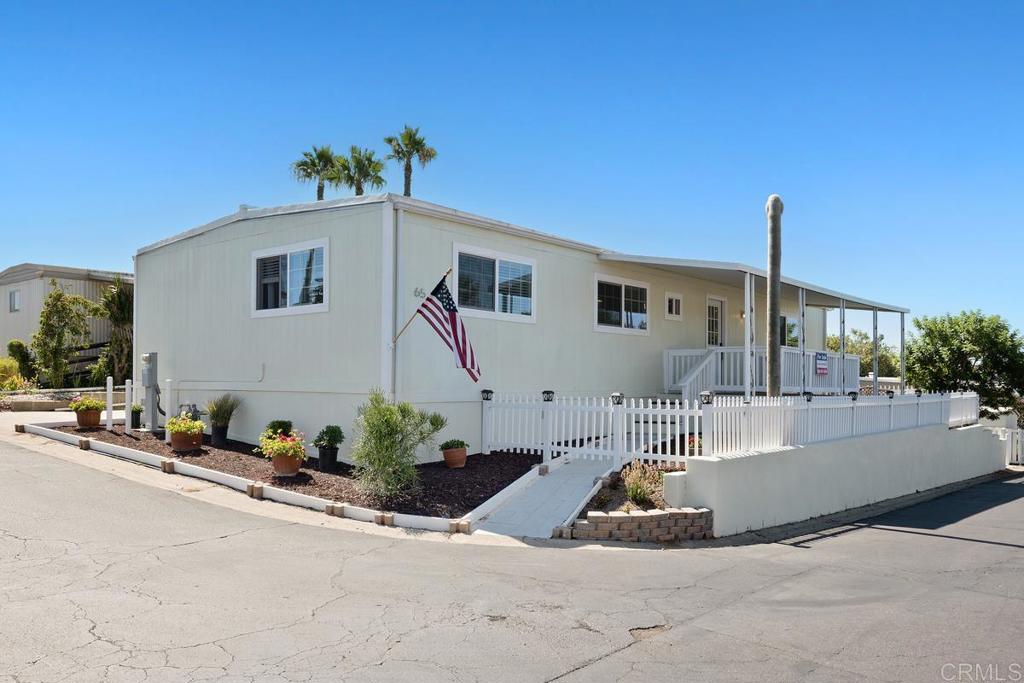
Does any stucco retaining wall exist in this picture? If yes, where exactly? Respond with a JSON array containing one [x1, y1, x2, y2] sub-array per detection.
[[668, 424, 1007, 537]]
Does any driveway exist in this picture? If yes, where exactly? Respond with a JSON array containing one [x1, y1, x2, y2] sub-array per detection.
[[1, 427, 1022, 682]]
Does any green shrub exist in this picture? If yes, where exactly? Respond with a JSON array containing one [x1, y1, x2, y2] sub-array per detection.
[[0, 358, 19, 386], [131, 403, 143, 413], [264, 419, 293, 436], [439, 438, 468, 451], [7, 339, 35, 380], [206, 393, 242, 427], [622, 462, 662, 508], [166, 414, 205, 435], [312, 425, 345, 449], [88, 348, 111, 386], [258, 430, 307, 460], [69, 396, 105, 413], [351, 389, 446, 502]]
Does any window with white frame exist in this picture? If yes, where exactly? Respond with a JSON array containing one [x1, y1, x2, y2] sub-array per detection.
[[780, 315, 800, 347], [665, 292, 682, 321], [8, 289, 20, 313], [595, 275, 648, 333], [455, 245, 534, 320], [252, 239, 328, 316]]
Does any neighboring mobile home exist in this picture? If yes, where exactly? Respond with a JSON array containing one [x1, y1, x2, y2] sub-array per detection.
[[0, 263, 133, 349], [134, 194, 906, 461]]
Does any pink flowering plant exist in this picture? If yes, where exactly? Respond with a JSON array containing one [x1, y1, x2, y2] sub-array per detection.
[[258, 429, 308, 461]]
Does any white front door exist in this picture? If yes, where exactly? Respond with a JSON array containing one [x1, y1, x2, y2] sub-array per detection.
[[707, 298, 724, 347]]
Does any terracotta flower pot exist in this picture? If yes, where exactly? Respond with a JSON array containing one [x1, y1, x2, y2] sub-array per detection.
[[170, 431, 203, 452], [76, 410, 101, 428], [272, 454, 303, 477], [442, 447, 467, 469]]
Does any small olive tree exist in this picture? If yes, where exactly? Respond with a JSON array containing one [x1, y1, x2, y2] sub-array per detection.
[[351, 389, 446, 502], [31, 279, 98, 388]]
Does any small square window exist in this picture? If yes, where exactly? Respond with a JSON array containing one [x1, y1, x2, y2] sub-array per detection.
[[9, 289, 21, 313]]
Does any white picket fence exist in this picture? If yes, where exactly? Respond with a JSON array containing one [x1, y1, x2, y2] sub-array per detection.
[[482, 391, 980, 464], [1001, 429, 1023, 465]]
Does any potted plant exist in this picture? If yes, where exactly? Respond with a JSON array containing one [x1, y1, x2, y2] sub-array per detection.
[[69, 396, 105, 428], [265, 419, 293, 436], [259, 428, 307, 477], [205, 393, 241, 447], [166, 413, 205, 452], [439, 438, 469, 469], [312, 425, 344, 473], [130, 403, 143, 430]]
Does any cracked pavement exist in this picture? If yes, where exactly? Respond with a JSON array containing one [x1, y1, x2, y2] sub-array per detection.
[[1, 432, 1023, 682]]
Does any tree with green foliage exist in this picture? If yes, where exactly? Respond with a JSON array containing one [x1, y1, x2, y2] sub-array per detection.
[[826, 328, 900, 377], [291, 145, 338, 201], [31, 280, 98, 388], [906, 311, 1024, 420], [7, 339, 35, 380], [99, 275, 133, 384], [351, 389, 446, 502], [384, 125, 437, 197], [331, 146, 385, 196]]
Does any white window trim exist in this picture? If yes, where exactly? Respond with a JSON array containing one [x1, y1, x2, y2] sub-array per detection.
[[250, 238, 330, 319], [593, 273, 650, 336], [452, 242, 536, 324], [665, 291, 683, 321]]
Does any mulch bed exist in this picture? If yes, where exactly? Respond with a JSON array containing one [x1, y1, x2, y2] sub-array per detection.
[[55, 426, 540, 518], [580, 462, 684, 517]]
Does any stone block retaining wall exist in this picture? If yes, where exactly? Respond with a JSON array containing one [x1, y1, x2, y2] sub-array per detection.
[[558, 507, 713, 543]]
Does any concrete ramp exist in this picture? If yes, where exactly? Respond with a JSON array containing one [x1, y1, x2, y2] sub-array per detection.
[[475, 458, 615, 539]]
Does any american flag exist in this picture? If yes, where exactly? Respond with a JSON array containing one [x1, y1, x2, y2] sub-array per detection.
[[416, 276, 481, 382]]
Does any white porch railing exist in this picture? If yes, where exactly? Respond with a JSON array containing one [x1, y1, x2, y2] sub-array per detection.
[[482, 391, 980, 464], [665, 346, 861, 398]]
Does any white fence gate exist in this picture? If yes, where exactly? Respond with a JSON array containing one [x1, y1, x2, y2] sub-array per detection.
[[1003, 429, 1023, 466], [482, 391, 981, 465]]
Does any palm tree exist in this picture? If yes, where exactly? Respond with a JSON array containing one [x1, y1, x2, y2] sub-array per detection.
[[384, 126, 437, 196], [330, 146, 385, 196], [291, 145, 338, 201]]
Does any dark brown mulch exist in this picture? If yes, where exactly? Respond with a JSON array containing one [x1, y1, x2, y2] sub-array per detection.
[[55, 426, 540, 518]]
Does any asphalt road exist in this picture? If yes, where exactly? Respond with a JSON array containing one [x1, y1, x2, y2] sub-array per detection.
[[2, 435, 1023, 683]]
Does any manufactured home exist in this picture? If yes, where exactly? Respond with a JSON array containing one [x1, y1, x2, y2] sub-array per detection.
[[134, 194, 907, 460], [0, 263, 133, 349]]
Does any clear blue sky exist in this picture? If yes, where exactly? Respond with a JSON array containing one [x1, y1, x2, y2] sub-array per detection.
[[2, 1, 1021, 344]]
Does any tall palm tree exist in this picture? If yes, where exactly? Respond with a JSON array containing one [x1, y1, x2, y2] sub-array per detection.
[[384, 126, 437, 196], [330, 146, 385, 196], [291, 145, 338, 200]]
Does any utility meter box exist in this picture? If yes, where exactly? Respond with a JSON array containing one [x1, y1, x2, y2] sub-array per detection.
[[141, 353, 158, 387]]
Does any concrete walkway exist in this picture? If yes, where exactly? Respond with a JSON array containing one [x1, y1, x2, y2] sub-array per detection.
[[476, 457, 615, 538]]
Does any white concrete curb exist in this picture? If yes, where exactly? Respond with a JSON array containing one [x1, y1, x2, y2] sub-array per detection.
[[173, 461, 252, 493]]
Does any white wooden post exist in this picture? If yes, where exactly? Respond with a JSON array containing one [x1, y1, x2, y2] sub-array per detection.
[[743, 272, 752, 401], [798, 287, 807, 396], [701, 394, 715, 456], [124, 379, 132, 430], [839, 299, 847, 392], [164, 379, 174, 444], [899, 312, 906, 394], [888, 391, 894, 431], [480, 390, 493, 455], [612, 393, 626, 466], [105, 376, 114, 431], [541, 391, 554, 464], [916, 391, 921, 426], [872, 308, 880, 396]]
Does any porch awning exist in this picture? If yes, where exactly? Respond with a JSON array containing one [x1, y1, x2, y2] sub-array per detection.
[[598, 253, 908, 313]]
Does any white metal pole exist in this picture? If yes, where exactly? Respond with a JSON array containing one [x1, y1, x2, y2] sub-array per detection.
[[124, 380, 132, 431], [743, 272, 752, 400], [872, 308, 879, 396], [899, 312, 906, 394], [839, 299, 846, 392], [799, 287, 806, 396], [105, 376, 114, 431], [164, 379, 173, 444]]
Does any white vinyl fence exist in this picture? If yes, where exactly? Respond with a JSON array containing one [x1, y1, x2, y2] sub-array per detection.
[[1001, 429, 1023, 466], [482, 391, 980, 465]]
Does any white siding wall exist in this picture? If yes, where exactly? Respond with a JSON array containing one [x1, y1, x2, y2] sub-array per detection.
[[0, 276, 115, 347], [134, 204, 385, 455]]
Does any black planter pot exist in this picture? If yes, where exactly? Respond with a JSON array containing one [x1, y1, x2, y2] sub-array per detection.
[[130, 411, 142, 430], [318, 446, 339, 473], [211, 424, 229, 448]]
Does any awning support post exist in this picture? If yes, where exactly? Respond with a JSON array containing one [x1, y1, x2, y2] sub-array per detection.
[[799, 287, 806, 396], [872, 307, 879, 396], [839, 299, 847, 393], [743, 272, 752, 400], [899, 311, 906, 395]]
